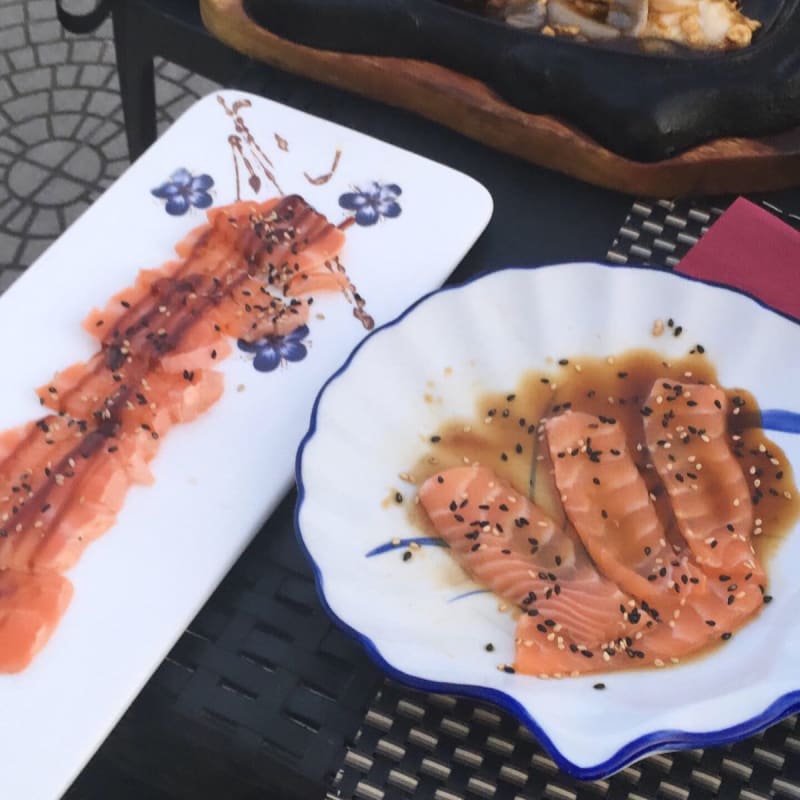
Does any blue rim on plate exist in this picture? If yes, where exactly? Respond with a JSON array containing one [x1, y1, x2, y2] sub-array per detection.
[[294, 262, 800, 779]]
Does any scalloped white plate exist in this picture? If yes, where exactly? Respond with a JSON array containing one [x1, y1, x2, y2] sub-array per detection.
[[296, 262, 800, 778]]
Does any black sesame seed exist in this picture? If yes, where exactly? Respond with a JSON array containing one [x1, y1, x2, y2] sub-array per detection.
[[485, 643, 495, 652], [601, 509, 608, 519], [500, 453, 508, 462], [503, 665, 516, 674], [395, 492, 403, 504], [431, 435, 441, 443], [558, 358, 569, 366], [764, 595, 773, 604], [721, 632, 732, 641], [593, 683, 606, 690], [402, 551, 412, 562], [437, 475, 444, 484]]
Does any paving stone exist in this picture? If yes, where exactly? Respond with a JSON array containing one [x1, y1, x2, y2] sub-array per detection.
[[28, 208, 62, 238], [38, 41, 69, 66], [51, 112, 83, 138], [29, 20, 63, 44], [4, 90, 49, 121], [52, 87, 88, 112], [8, 45, 35, 70], [6, 205, 33, 235], [0, 77, 12, 104], [0, 24, 25, 50], [26, 138, 77, 168], [56, 64, 80, 86], [11, 116, 50, 145], [38, 175, 87, 206], [8, 161, 51, 198], [62, 146, 102, 182], [11, 66, 52, 94], [20, 236, 51, 267], [86, 89, 119, 116], [71, 39, 104, 63], [80, 63, 112, 87], [27, 0, 55, 21], [103, 133, 129, 161], [2, 4, 24, 25]]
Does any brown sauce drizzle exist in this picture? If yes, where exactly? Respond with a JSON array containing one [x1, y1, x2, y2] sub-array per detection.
[[408, 349, 800, 567], [218, 95, 282, 197]]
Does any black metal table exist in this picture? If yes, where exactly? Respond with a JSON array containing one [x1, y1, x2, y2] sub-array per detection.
[[51, 3, 800, 798]]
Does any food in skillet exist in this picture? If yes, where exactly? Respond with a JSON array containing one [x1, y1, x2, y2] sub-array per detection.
[[448, 0, 760, 49]]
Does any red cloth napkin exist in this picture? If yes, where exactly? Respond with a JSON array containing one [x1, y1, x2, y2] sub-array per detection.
[[675, 197, 800, 321]]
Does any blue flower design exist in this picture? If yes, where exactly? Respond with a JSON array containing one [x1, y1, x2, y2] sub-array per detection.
[[339, 182, 402, 227], [151, 168, 215, 216], [237, 325, 310, 372]]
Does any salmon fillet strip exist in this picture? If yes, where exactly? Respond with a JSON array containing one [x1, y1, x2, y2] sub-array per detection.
[[0, 195, 350, 672]]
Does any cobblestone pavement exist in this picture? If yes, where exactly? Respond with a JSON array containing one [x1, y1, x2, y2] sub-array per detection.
[[0, 0, 220, 284]]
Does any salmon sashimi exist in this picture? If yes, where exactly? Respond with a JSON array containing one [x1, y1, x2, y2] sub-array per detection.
[[418, 465, 651, 675], [0, 570, 73, 673], [544, 410, 766, 671], [0, 416, 148, 572], [642, 380, 762, 575], [0, 194, 364, 672], [37, 357, 225, 438], [544, 411, 704, 615]]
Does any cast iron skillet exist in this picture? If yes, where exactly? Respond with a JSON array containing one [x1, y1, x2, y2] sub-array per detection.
[[244, 0, 800, 162]]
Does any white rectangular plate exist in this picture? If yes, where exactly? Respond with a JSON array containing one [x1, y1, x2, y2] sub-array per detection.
[[0, 90, 492, 799]]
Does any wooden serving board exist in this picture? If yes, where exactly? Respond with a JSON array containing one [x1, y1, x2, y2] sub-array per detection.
[[200, 0, 800, 197]]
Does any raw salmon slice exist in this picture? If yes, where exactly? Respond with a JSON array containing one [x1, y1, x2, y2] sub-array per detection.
[[0, 416, 147, 572], [643, 380, 762, 574], [418, 466, 649, 669], [37, 358, 224, 437], [546, 410, 766, 669], [0, 570, 73, 673], [544, 411, 704, 615]]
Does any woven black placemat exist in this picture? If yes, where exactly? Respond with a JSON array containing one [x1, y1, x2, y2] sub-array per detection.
[[329, 196, 800, 800]]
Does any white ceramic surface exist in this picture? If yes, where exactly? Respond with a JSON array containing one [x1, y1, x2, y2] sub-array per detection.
[[0, 90, 492, 799], [296, 263, 800, 778]]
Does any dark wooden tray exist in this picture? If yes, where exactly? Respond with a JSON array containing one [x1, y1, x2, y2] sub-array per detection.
[[200, 0, 800, 196]]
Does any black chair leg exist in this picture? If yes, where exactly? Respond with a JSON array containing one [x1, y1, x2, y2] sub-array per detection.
[[111, 2, 157, 161]]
